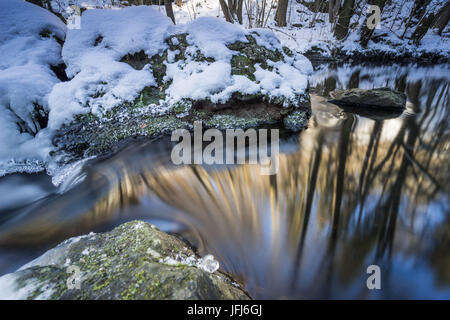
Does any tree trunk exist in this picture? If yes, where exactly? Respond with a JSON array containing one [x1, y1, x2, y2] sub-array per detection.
[[328, 0, 340, 23], [412, 11, 436, 44], [219, 0, 233, 22], [401, 0, 432, 39], [237, 0, 243, 24], [164, 0, 176, 24], [310, 0, 325, 27], [433, 0, 450, 35], [360, 0, 387, 47], [275, 0, 289, 27], [334, 0, 355, 40]]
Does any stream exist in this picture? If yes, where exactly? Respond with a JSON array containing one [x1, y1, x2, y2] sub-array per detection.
[[0, 62, 449, 299]]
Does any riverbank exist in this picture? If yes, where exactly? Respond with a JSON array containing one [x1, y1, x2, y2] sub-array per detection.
[[0, 221, 251, 300]]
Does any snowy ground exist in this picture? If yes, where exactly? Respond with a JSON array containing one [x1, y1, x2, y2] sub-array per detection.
[[0, 0, 66, 176], [46, 0, 450, 59]]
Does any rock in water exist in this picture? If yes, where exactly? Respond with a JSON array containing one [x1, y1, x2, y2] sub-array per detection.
[[0, 221, 250, 300], [329, 88, 407, 110]]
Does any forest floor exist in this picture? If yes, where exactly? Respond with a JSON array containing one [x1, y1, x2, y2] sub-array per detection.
[[51, 0, 450, 63]]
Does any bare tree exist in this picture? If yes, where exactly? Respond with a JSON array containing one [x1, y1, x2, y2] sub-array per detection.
[[431, 0, 450, 35], [334, 0, 355, 40], [400, 0, 432, 39], [412, 0, 450, 44], [275, 0, 289, 27], [310, 0, 326, 27], [219, 0, 244, 24], [164, 0, 176, 24], [328, 0, 340, 24]]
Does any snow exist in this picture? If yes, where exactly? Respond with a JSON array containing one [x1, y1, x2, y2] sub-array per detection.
[[62, 6, 173, 76], [184, 17, 248, 60], [0, 0, 66, 177], [48, 52, 156, 129], [166, 61, 232, 103], [151, 0, 450, 59], [39, 0, 450, 60], [159, 251, 219, 273], [0, 1, 346, 182]]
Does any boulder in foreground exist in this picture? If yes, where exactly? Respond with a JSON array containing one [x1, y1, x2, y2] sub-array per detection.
[[0, 221, 250, 300], [329, 88, 407, 110]]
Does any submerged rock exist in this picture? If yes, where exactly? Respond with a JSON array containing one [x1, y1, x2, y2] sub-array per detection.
[[329, 88, 406, 110], [0, 221, 250, 300]]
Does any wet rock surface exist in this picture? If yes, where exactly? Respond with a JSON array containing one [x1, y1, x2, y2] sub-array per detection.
[[329, 87, 407, 110], [0, 221, 250, 300], [54, 32, 311, 161]]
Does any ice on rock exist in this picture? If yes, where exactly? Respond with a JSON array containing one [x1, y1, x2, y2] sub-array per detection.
[[198, 254, 219, 273]]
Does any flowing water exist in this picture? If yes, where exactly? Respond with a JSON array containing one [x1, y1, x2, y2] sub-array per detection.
[[0, 62, 449, 299]]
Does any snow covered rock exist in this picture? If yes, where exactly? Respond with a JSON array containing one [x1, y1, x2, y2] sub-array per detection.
[[329, 88, 407, 110], [0, 0, 66, 176], [0, 221, 250, 300], [0, 4, 312, 177], [51, 6, 312, 159]]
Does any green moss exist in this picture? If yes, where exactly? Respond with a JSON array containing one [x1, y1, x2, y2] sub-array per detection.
[[142, 115, 189, 136], [284, 110, 308, 131], [120, 50, 151, 70], [227, 34, 284, 69], [54, 31, 312, 160], [167, 33, 191, 61], [282, 46, 294, 57], [148, 51, 168, 85]]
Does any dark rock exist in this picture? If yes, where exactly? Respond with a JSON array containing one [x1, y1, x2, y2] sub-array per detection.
[[329, 87, 407, 110]]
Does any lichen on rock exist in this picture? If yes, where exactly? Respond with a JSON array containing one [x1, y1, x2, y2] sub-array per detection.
[[0, 221, 250, 300]]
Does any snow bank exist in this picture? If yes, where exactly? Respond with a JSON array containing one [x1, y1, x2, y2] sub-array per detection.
[[49, 8, 311, 128], [1, 3, 312, 180], [0, 0, 66, 176]]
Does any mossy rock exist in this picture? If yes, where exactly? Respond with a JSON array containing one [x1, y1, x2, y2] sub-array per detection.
[[329, 88, 407, 110], [0, 221, 250, 300], [54, 32, 311, 161]]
